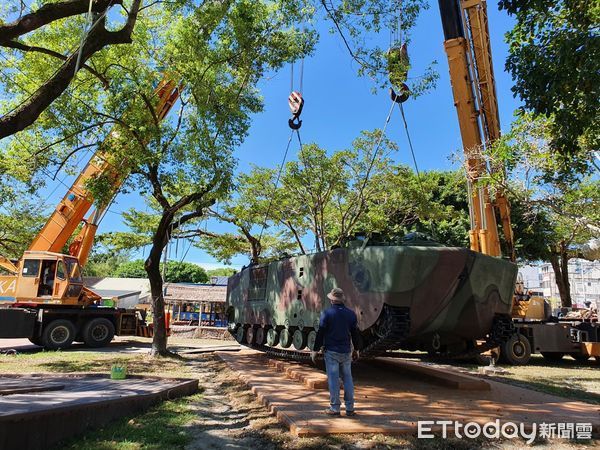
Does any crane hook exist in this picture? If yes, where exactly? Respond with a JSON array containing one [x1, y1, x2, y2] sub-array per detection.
[[288, 91, 304, 130], [390, 84, 410, 104]]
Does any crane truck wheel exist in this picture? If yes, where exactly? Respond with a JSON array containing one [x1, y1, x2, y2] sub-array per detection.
[[82, 318, 115, 348], [501, 334, 531, 365], [42, 319, 76, 350]]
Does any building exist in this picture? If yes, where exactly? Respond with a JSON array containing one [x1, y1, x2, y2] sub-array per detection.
[[539, 259, 600, 309], [164, 281, 228, 327], [84, 277, 151, 308]]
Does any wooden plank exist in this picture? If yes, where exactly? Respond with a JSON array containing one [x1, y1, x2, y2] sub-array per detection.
[[372, 358, 491, 391]]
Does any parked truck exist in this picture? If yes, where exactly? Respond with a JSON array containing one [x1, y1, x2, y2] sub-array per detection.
[[499, 277, 599, 365], [0, 78, 180, 350]]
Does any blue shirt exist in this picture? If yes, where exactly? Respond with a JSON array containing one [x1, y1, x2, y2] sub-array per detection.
[[314, 303, 361, 353]]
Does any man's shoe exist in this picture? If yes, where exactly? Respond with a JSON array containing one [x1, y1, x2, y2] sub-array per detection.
[[324, 409, 340, 416], [346, 410, 357, 417]]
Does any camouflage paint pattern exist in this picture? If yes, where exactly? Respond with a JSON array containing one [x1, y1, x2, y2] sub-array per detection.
[[227, 244, 517, 349]]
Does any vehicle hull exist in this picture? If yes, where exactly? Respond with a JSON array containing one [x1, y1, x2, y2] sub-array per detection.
[[227, 245, 517, 351]]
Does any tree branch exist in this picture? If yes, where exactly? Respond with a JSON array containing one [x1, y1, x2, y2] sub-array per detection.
[[0, 0, 141, 140], [2, 40, 110, 88], [147, 163, 170, 210], [52, 142, 97, 178], [0, 0, 123, 41]]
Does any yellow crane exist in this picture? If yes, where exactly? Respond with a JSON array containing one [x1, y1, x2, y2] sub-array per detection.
[[439, 0, 599, 365]]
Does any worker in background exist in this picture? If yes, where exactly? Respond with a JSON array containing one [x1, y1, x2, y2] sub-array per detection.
[[311, 287, 361, 417], [43, 262, 56, 295]]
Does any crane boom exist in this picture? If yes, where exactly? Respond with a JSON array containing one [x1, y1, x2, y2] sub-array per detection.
[[438, 0, 514, 260], [28, 78, 181, 265]]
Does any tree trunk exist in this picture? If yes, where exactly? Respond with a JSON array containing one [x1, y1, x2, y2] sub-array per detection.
[[145, 214, 172, 356], [549, 242, 572, 308]]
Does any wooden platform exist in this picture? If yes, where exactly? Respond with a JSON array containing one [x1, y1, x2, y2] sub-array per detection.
[[218, 350, 600, 438], [0, 374, 198, 450]]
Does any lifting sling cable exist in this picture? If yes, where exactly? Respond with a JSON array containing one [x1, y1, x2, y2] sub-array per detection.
[[344, 98, 397, 244], [257, 61, 307, 244], [399, 102, 436, 238], [257, 128, 297, 243]]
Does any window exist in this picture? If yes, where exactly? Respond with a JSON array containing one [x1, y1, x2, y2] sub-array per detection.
[[65, 258, 82, 283], [56, 261, 66, 280], [22, 260, 40, 277], [299, 267, 304, 277]]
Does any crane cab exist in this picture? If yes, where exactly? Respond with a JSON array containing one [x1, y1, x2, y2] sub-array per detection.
[[13, 251, 88, 305]]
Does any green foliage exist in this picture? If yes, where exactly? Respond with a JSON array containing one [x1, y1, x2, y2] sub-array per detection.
[[0, 197, 45, 259], [364, 168, 471, 247], [206, 268, 237, 277], [83, 251, 131, 278], [490, 113, 600, 255], [500, 0, 600, 177], [114, 259, 209, 283], [488, 112, 600, 303]]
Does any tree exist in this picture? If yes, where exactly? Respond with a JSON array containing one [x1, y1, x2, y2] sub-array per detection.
[[499, 0, 600, 177], [196, 168, 298, 265], [365, 167, 470, 247], [490, 115, 600, 306], [0, 0, 143, 138], [114, 259, 208, 283], [198, 130, 398, 262]]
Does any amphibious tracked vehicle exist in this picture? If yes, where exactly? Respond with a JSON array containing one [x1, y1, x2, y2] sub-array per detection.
[[226, 237, 517, 358]]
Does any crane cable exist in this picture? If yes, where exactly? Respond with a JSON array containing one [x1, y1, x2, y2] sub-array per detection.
[[256, 61, 307, 246], [257, 128, 297, 244], [399, 102, 436, 238]]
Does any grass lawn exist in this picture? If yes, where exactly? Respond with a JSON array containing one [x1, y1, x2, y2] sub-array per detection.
[[57, 392, 205, 450], [449, 354, 600, 404], [492, 355, 600, 404], [0, 350, 194, 378]]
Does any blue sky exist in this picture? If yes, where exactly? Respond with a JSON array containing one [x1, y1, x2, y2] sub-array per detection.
[[42, 3, 522, 270]]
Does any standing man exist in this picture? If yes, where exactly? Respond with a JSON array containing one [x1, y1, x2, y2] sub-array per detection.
[[311, 287, 361, 416]]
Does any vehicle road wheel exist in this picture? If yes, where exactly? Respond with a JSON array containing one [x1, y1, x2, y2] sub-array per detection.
[[83, 318, 115, 348], [42, 319, 76, 350], [255, 327, 267, 345], [307, 330, 317, 350], [541, 352, 564, 362], [236, 326, 246, 344], [245, 326, 256, 345], [501, 334, 531, 365], [570, 353, 590, 363], [266, 328, 279, 346], [280, 329, 293, 348], [292, 329, 307, 350]]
